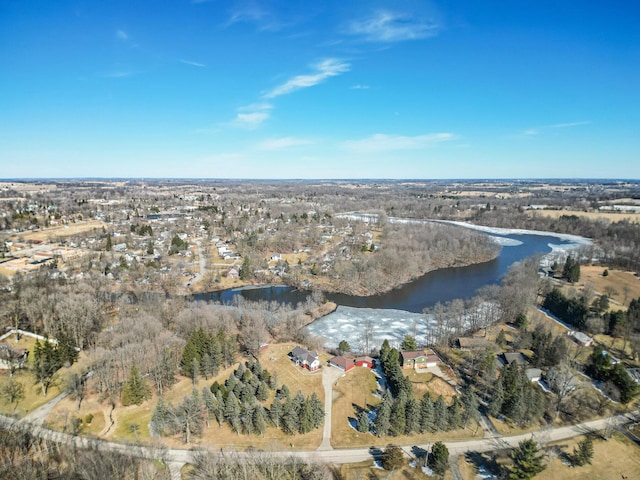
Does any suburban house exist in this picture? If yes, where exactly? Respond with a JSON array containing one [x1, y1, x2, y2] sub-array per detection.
[[500, 352, 529, 367], [290, 346, 321, 371], [568, 330, 594, 347], [355, 356, 375, 368], [0, 344, 29, 371], [328, 355, 355, 372], [401, 349, 439, 370]]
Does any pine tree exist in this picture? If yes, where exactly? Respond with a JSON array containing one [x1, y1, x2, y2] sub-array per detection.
[[121, 365, 151, 406], [434, 395, 448, 432], [150, 397, 176, 436], [572, 436, 594, 466], [381, 444, 404, 471], [299, 397, 315, 434], [489, 379, 504, 417], [429, 441, 450, 476], [374, 392, 392, 436], [405, 397, 420, 435], [32, 338, 62, 397], [253, 404, 268, 435], [356, 410, 371, 433], [269, 399, 282, 428], [461, 389, 479, 428], [256, 381, 269, 402], [224, 391, 241, 433], [389, 398, 406, 436], [309, 392, 324, 429], [508, 438, 546, 480], [419, 394, 435, 433]]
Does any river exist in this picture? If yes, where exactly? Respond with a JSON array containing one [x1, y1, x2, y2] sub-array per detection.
[[196, 223, 591, 348]]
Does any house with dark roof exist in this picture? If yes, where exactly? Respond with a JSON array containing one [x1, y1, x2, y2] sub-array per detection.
[[401, 349, 439, 370], [290, 346, 320, 371]]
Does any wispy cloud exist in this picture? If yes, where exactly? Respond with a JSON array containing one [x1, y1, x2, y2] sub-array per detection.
[[256, 137, 313, 150], [264, 59, 350, 98], [523, 121, 591, 136], [226, 3, 283, 32], [116, 29, 129, 41], [179, 59, 206, 68], [232, 103, 273, 129], [103, 71, 134, 78], [347, 10, 439, 43], [342, 133, 455, 153], [350, 84, 370, 90]]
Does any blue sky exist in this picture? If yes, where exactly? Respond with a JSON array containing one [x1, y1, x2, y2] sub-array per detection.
[[1, 0, 638, 179]]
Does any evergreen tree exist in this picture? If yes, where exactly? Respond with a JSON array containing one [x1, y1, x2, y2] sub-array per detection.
[[447, 396, 464, 430], [224, 391, 241, 433], [419, 394, 435, 433], [150, 397, 176, 436], [56, 329, 78, 366], [405, 397, 420, 435], [299, 397, 315, 434], [433, 395, 448, 431], [400, 335, 417, 351], [356, 410, 370, 433], [572, 436, 594, 466], [381, 444, 404, 471], [508, 438, 546, 480], [309, 392, 324, 429], [253, 404, 268, 435], [121, 365, 151, 406], [337, 340, 351, 355], [429, 441, 450, 476], [269, 399, 282, 428], [461, 389, 479, 428], [389, 398, 406, 436], [256, 381, 269, 402], [32, 338, 62, 397], [374, 392, 392, 436]]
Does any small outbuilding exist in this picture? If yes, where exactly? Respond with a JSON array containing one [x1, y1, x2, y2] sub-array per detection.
[[568, 331, 594, 347], [355, 356, 375, 368]]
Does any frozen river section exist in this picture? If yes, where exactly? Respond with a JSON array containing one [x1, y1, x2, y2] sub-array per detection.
[[310, 215, 592, 348]]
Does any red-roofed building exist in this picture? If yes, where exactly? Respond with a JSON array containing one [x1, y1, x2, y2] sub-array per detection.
[[355, 356, 375, 368]]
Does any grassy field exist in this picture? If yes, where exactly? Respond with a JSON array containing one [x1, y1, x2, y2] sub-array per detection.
[[11, 220, 106, 242], [577, 266, 640, 309], [526, 209, 640, 223], [459, 432, 640, 479]]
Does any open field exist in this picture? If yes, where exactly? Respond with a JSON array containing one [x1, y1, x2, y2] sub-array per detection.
[[459, 432, 640, 480], [527, 209, 640, 223], [9, 220, 106, 242], [576, 266, 640, 309]]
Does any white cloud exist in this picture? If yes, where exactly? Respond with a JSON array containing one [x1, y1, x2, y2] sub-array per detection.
[[116, 29, 128, 41], [347, 10, 439, 43], [522, 121, 590, 136], [231, 103, 273, 128], [179, 59, 206, 68], [350, 84, 370, 90], [342, 133, 455, 153], [256, 137, 313, 150], [264, 59, 350, 98]]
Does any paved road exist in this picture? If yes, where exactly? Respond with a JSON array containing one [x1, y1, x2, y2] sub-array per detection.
[[2, 410, 637, 469], [23, 391, 68, 425]]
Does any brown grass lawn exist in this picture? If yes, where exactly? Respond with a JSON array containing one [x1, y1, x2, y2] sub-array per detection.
[[339, 460, 455, 480], [331, 367, 482, 450], [459, 432, 640, 480], [406, 371, 457, 404], [526, 209, 640, 223], [12, 220, 106, 242], [331, 367, 381, 448], [577, 266, 640, 309], [48, 342, 326, 450]]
